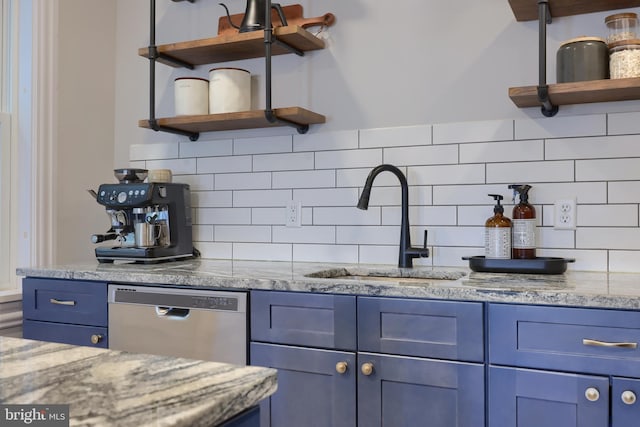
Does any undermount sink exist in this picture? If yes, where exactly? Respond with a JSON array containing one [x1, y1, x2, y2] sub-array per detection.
[[304, 267, 466, 284]]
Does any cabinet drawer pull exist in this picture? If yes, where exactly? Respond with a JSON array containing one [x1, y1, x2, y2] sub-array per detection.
[[582, 338, 638, 349], [90, 334, 103, 345], [50, 298, 76, 306]]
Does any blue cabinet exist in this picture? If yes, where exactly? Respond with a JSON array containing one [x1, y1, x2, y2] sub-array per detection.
[[22, 278, 108, 348], [358, 352, 484, 427], [250, 291, 485, 427], [251, 342, 356, 427], [488, 303, 640, 427]]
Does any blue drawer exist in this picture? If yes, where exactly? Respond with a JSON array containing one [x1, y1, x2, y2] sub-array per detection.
[[251, 291, 357, 351], [23, 319, 108, 348], [489, 303, 640, 377], [358, 297, 484, 362], [23, 278, 108, 326]]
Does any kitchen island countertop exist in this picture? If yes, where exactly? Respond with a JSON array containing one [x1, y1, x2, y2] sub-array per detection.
[[16, 259, 640, 310], [0, 336, 277, 427]]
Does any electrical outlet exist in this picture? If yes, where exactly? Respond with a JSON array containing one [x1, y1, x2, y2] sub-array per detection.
[[285, 200, 302, 227], [554, 199, 576, 230]]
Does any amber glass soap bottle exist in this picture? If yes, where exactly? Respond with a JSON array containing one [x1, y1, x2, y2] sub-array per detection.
[[508, 184, 536, 259]]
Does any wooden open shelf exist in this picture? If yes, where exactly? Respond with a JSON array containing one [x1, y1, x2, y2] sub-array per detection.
[[508, 0, 640, 22], [509, 78, 640, 108], [138, 108, 326, 133], [138, 25, 325, 67]]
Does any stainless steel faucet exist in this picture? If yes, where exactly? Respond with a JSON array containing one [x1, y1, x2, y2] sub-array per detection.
[[357, 164, 430, 268]]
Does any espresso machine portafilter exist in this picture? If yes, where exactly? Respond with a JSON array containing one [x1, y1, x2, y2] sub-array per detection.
[[91, 169, 195, 264]]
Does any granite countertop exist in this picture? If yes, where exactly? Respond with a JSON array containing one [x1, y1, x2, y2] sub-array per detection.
[[16, 259, 640, 310], [0, 336, 276, 427]]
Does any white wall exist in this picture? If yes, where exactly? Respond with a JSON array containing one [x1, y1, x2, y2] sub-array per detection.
[[111, 1, 640, 272], [55, 1, 117, 263]]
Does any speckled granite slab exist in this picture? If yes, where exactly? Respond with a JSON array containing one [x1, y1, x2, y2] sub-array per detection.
[[0, 336, 276, 427], [16, 259, 640, 309]]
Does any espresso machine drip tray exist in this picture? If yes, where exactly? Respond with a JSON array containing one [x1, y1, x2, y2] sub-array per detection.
[[95, 247, 195, 264]]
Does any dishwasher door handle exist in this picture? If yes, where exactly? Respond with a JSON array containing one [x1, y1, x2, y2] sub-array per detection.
[[155, 306, 190, 318]]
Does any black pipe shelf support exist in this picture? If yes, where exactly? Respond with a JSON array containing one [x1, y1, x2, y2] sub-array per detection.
[[537, 0, 558, 117], [148, 0, 200, 141], [263, 0, 309, 133]]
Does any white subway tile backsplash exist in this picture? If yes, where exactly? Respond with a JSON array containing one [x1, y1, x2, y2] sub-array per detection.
[[609, 251, 640, 272], [294, 130, 359, 152], [197, 208, 252, 225], [314, 206, 381, 226], [315, 149, 383, 170], [515, 114, 606, 140], [360, 125, 431, 148], [537, 228, 574, 249], [433, 185, 512, 205], [608, 181, 640, 203], [337, 226, 400, 245], [192, 191, 232, 208], [146, 158, 197, 175], [358, 245, 402, 265], [460, 140, 543, 164], [233, 243, 292, 261], [428, 226, 484, 247], [130, 142, 179, 161], [233, 189, 291, 207], [546, 135, 640, 160], [433, 119, 513, 144], [487, 161, 574, 183], [180, 139, 232, 158], [382, 206, 457, 226], [197, 155, 252, 174], [273, 170, 335, 189], [215, 225, 271, 242], [409, 164, 485, 185], [578, 205, 638, 227], [193, 241, 232, 259], [215, 172, 271, 190], [577, 228, 640, 250], [273, 226, 336, 244], [384, 145, 458, 166], [234, 135, 292, 155], [577, 158, 640, 181], [293, 244, 359, 263], [253, 152, 314, 172], [608, 111, 640, 135], [132, 113, 640, 272], [178, 174, 214, 191], [293, 188, 359, 207]]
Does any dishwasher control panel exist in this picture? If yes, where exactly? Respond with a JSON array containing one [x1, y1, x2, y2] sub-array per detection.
[[108, 285, 246, 312]]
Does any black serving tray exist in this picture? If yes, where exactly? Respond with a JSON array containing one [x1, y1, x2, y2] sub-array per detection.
[[462, 256, 575, 274]]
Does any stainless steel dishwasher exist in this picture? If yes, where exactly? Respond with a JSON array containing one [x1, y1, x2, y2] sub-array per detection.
[[107, 284, 247, 365]]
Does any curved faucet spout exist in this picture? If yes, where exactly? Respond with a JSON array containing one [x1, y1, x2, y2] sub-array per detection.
[[357, 164, 428, 268]]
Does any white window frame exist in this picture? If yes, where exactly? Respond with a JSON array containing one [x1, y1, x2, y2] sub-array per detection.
[[0, 0, 55, 295]]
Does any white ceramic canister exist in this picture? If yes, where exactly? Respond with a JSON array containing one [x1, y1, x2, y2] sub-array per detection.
[[174, 77, 209, 116], [208, 68, 251, 114]]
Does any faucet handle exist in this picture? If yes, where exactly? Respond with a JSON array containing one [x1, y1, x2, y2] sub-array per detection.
[[423, 229, 428, 249]]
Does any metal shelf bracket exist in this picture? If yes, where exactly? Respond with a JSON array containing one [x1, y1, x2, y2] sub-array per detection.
[[537, 0, 559, 117]]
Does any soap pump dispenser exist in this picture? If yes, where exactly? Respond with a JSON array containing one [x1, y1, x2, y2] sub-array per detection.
[[485, 194, 512, 259], [509, 184, 536, 259]]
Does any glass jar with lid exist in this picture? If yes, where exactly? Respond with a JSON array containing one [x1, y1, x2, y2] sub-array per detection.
[[609, 39, 640, 78], [605, 12, 638, 44]]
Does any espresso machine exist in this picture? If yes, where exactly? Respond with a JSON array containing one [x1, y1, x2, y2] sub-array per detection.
[[91, 169, 195, 263]]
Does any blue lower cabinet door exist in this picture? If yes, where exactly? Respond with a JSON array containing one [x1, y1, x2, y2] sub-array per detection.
[[250, 342, 356, 427], [489, 366, 609, 427], [612, 377, 640, 426], [357, 352, 485, 427]]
